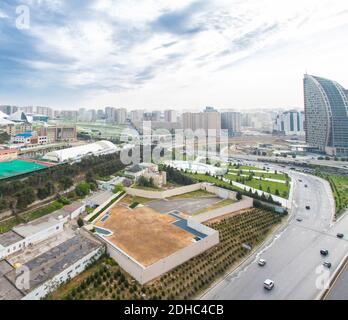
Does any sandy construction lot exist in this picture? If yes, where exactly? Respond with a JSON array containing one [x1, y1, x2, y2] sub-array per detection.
[[96, 205, 193, 267]]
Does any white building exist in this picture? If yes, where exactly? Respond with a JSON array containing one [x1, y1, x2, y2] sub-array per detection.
[[273, 110, 305, 135], [164, 110, 178, 123], [165, 160, 227, 176], [43, 140, 118, 163]]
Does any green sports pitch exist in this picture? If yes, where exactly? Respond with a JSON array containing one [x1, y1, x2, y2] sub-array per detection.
[[0, 159, 48, 180]]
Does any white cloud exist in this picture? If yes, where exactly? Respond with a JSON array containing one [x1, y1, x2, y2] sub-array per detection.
[[3, 0, 348, 109]]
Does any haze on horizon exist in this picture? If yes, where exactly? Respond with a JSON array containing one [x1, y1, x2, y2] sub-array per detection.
[[0, 0, 348, 111]]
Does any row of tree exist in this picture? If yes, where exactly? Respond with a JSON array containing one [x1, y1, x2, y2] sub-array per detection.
[[0, 152, 126, 213]]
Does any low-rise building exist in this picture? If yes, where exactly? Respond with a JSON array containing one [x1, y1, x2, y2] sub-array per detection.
[[0, 148, 17, 162], [124, 163, 167, 188], [0, 233, 103, 300]]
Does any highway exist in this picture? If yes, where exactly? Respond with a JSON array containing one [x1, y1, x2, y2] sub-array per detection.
[[201, 169, 348, 300]]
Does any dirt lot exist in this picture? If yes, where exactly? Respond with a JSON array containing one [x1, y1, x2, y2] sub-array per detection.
[[95, 205, 194, 267]]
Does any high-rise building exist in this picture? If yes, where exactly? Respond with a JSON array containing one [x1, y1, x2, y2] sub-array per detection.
[[130, 110, 144, 122], [273, 110, 305, 136], [151, 111, 162, 122], [36, 106, 53, 118], [97, 109, 105, 120], [164, 110, 177, 123], [115, 108, 127, 124], [304, 74, 348, 156], [221, 112, 241, 136], [105, 107, 115, 122], [182, 110, 221, 135], [0, 105, 18, 115], [59, 110, 78, 121]]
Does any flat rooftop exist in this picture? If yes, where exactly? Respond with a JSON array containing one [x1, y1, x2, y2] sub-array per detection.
[[0, 230, 24, 248], [12, 215, 62, 238], [95, 205, 194, 267], [0, 260, 24, 300], [5, 234, 102, 294]]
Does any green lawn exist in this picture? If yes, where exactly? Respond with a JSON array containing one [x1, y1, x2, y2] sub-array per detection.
[[224, 174, 290, 198], [228, 170, 289, 181], [327, 175, 348, 217], [229, 165, 261, 171]]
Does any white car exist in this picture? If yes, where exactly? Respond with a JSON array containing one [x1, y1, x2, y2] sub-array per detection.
[[264, 279, 275, 290], [258, 259, 267, 267]]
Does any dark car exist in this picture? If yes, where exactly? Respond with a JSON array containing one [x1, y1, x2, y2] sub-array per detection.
[[337, 233, 344, 239], [320, 250, 329, 256], [323, 262, 332, 269], [296, 218, 303, 222], [306, 205, 311, 210]]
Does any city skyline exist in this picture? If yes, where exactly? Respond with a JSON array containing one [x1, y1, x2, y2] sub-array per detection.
[[1, 1, 348, 110]]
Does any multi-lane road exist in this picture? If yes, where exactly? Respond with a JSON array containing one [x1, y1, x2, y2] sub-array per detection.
[[201, 167, 348, 300]]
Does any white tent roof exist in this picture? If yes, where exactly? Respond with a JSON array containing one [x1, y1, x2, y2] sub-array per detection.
[[0, 117, 15, 125], [0, 111, 9, 119], [43, 140, 118, 162], [9, 111, 29, 122]]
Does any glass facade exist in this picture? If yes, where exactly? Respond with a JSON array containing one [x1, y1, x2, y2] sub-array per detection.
[[304, 75, 348, 156]]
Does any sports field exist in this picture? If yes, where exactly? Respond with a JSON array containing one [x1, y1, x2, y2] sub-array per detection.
[[0, 159, 48, 179]]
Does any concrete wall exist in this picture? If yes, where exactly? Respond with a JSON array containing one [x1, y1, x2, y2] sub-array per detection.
[[124, 183, 203, 199], [203, 184, 237, 200], [192, 197, 253, 223], [70, 204, 86, 220], [84, 191, 124, 223]]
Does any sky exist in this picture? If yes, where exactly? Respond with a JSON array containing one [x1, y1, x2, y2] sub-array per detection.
[[0, 0, 348, 111]]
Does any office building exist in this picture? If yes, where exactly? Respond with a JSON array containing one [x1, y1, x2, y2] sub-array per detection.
[[273, 110, 305, 136], [304, 74, 348, 156], [182, 110, 221, 135], [164, 110, 178, 123], [221, 112, 242, 136]]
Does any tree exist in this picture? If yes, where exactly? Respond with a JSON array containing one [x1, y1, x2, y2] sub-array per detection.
[[75, 182, 91, 197], [236, 192, 243, 201], [16, 187, 36, 210], [0, 132, 10, 144], [37, 181, 55, 200], [77, 218, 84, 228], [59, 176, 73, 190], [112, 184, 124, 194]]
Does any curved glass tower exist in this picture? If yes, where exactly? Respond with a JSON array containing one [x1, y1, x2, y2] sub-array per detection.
[[304, 74, 348, 156]]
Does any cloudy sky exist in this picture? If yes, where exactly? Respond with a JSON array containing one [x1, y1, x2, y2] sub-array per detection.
[[0, 0, 348, 111]]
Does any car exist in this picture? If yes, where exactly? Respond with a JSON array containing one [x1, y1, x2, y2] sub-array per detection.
[[305, 185, 308, 188], [337, 233, 344, 239], [264, 279, 274, 290], [258, 259, 266, 267], [320, 249, 329, 256], [299, 179, 302, 182], [323, 262, 332, 269], [296, 218, 303, 222], [306, 205, 311, 210]]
